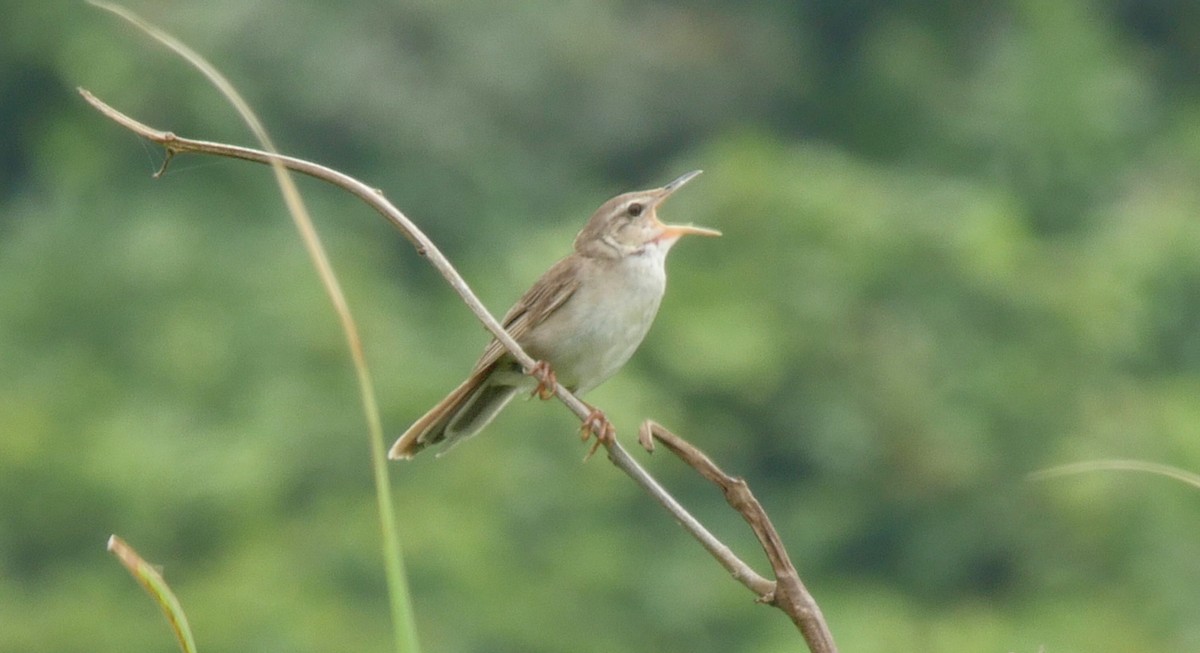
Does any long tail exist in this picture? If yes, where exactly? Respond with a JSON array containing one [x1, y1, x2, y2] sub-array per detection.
[[388, 363, 522, 459]]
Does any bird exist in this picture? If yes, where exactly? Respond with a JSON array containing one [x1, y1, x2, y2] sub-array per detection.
[[388, 170, 719, 459]]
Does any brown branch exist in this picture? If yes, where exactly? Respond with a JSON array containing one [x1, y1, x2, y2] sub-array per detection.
[[640, 421, 837, 653], [80, 89, 836, 653]]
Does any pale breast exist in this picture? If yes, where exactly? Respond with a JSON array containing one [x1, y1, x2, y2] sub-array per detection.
[[523, 247, 669, 394]]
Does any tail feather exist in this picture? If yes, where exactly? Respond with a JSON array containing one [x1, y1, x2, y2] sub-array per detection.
[[435, 382, 521, 457], [388, 362, 521, 459]]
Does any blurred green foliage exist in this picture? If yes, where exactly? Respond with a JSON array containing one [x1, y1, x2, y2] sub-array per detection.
[[3, 1, 1200, 651]]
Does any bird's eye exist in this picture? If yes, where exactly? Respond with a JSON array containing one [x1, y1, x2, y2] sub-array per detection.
[[627, 203, 643, 217]]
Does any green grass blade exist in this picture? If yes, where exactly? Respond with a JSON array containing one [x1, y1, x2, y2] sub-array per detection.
[[108, 535, 199, 653]]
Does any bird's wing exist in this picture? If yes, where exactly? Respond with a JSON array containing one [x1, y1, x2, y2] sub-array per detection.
[[474, 255, 582, 371], [390, 256, 583, 460]]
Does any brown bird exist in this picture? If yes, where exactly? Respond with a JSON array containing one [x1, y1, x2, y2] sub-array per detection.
[[389, 170, 719, 459]]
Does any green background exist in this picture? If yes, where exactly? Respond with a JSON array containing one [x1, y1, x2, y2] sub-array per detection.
[[4, 1, 1200, 651]]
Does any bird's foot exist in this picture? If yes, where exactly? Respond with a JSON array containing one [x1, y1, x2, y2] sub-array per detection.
[[580, 405, 616, 461], [529, 360, 557, 400]]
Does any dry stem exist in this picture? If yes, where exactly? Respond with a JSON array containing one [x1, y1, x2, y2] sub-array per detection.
[[639, 421, 836, 652], [80, 88, 837, 653]]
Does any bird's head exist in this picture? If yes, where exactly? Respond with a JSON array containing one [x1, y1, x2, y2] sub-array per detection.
[[574, 170, 720, 259]]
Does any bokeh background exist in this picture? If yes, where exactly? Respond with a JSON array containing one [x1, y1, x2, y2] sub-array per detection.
[[4, 1, 1200, 651]]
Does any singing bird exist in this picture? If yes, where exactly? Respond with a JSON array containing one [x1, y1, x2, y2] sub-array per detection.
[[389, 170, 719, 459]]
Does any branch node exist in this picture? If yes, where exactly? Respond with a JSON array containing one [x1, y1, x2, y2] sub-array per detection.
[[637, 419, 657, 453]]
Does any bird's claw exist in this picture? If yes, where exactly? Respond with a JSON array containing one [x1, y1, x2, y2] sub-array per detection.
[[529, 360, 557, 400], [580, 407, 616, 461]]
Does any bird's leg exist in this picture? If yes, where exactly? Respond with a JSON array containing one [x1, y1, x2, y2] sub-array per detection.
[[580, 404, 616, 460], [528, 360, 558, 400]]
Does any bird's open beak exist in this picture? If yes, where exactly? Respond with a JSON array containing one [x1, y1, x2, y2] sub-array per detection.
[[660, 222, 722, 238], [652, 170, 722, 239]]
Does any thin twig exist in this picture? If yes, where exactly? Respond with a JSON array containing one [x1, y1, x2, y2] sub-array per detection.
[[79, 90, 836, 652], [640, 421, 837, 653]]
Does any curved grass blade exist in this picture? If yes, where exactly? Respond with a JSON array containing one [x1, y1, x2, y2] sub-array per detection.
[[108, 535, 198, 653]]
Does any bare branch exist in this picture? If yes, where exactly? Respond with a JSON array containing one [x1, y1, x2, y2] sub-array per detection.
[[640, 421, 837, 653], [80, 89, 837, 652]]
